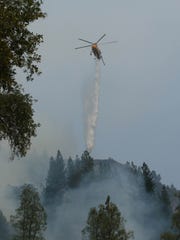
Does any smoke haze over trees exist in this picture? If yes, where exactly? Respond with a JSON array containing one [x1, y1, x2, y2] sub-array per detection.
[[82, 195, 134, 240], [10, 184, 47, 240], [1, 1, 180, 240], [0, 149, 179, 240]]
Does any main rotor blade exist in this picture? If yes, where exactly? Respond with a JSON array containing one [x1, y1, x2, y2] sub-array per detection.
[[75, 44, 92, 49], [96, 34, 106, 43], [99, 41, 118, 45], [101, 55, 105, 65], [78, 38, 93, 44]]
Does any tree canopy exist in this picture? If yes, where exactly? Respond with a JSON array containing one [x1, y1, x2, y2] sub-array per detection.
[[0, 0, 46, 157], [161, 204, 180, 240], [44, 150, 66, 205], [141, 162, 155, 193], [0, 210, 11, 240], [10, 184, 47, 240], [82, 195, 133, 240]]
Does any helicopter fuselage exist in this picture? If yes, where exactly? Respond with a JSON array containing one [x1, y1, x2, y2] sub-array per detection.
[[91, 43, 101, 60], [75, 34, 107, 65]]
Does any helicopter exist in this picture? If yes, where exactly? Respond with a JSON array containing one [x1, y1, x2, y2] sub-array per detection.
[[75, 34, 116, 65]]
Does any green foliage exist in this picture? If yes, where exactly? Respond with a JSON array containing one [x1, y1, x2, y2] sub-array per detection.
[[0, 91, 40, 157], [0, 210, 11, 240], [10, 184, 47, 240], [66, 151, 94, 188], [141, 162, 155, 193], [0, 0, 46, 157], [44, 150, 66, 205], [70, 155, 83, 187], [82, 196, 133, 240], [0, 0, 46, 83], [161, 205, 180, 240], [172, 205, 180, 231], [161, 232, 177, 240], [81, 150, 94, 176], [160, 185, 171, 217], [67, 157, 79, 188]]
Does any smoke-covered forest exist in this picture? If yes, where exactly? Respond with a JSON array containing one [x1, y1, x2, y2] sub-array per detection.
[[0, 149, 179, 240], [1, 0, 180, 239]]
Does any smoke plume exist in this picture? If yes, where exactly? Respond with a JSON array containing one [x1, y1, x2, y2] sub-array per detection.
[[84, 60, 101, 152], [46, 163, 170, 240]]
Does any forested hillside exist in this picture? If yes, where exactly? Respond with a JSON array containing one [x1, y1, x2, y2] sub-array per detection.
[[0, 150, 179, 240]]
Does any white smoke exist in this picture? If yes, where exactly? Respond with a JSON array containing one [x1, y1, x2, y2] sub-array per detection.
[[46, 166, 169, 240], [84, 60, 101, 152]]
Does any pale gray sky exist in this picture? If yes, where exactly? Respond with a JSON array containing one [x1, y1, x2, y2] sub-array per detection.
[[1, 0, 180, 189]]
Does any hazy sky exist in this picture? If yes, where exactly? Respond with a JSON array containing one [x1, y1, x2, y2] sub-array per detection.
[[1, 0, 180, 189]]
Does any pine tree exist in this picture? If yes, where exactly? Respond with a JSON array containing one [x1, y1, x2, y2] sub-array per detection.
[[81, 150, 94, 176], [44, 150, 66, 204], [10, 184, 47, 240], [82, 195, 133, 240], [160, 185, 171, 217], [73, 155, 83, 187], [141, 162, 155, 193], [67, 157, 78, 188]]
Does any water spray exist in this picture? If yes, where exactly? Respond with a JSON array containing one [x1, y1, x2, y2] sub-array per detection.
[[84, 60, 101, 153]]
